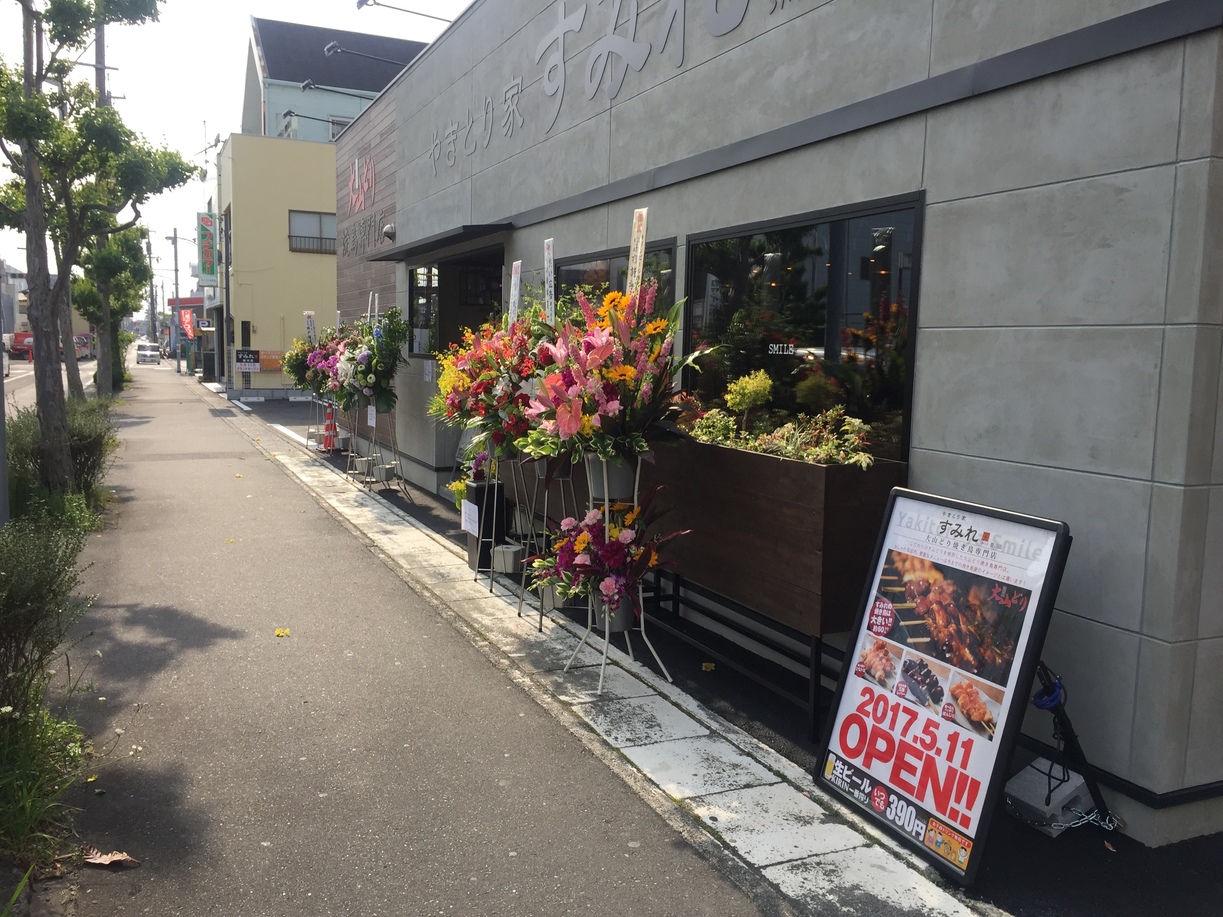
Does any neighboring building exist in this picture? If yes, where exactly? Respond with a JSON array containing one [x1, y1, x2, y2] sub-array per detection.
[[336, 0, 1223, 846], [216, 133, 338, 394], [244, 17, 425, 143], [213, 19, 427, 393]]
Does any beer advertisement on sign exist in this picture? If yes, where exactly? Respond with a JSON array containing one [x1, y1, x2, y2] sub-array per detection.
[[818, 489, 1071, 885]]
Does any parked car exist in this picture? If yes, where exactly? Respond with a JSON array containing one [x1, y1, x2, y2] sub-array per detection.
[[74, 334, 96, 360], [135, 342, 161, 365]]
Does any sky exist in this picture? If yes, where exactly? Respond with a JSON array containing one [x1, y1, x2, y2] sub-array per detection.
[[0, 0, 471, 298]]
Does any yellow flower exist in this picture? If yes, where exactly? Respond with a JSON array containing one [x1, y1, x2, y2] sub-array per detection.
[[574, 532, 591, 553], [624, 507, 640, 525], [579, 414, 594, 437], [604, 365, 636, 383], [644, 318, 668, 335]]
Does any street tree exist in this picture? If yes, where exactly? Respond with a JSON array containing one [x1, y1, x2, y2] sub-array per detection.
[[72, 225, 149, 396], [0, 0, 194, 491]]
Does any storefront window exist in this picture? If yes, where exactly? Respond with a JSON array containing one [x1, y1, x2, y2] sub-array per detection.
[[687, 205, 916, 459], [409, 266, 439, 354], [556, 247, 675, 322]]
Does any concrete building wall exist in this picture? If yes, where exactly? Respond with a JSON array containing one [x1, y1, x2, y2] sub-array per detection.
[[360, 0, 1221, 843], [220, 133, 338, 393]]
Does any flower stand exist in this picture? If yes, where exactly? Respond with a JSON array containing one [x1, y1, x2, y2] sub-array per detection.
[[513, 456, 578, 631], [562, 453, 672, 694]]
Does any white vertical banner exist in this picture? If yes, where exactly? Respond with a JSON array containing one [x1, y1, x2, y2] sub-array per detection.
[[509, 260, 522, 323], [543, 238, 556, 324], [626, 207, 648, 296], [304, 311, 317, 345], [367, 405, 377, 427], [374, 293, 379, 320]]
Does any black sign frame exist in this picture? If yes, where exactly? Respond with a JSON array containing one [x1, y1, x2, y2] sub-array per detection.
[[816, 487, 1072, 885]]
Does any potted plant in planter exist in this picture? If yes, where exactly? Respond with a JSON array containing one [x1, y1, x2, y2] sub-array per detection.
[[646, 372, 906, 639]]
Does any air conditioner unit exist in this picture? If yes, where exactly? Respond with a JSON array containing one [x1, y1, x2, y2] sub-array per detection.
[[278, 112, 298, 139]]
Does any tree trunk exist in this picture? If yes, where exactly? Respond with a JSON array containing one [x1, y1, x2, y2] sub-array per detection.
[[58, 282, 86, 400], [19, 3, 74, 492]]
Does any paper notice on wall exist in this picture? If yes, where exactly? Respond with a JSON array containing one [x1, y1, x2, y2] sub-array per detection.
[[544, 238, 555, 324], [626, 208, 648, 296], [304, 311, 317, 345], [461, 499, 479, 537], [424, 360, 434, 383], [509, 260, 522, 323]]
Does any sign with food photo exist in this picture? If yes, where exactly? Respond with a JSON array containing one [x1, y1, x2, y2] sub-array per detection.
[[819, 489, 1071, 885]]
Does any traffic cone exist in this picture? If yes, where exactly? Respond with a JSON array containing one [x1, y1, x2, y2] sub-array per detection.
[[323, 404, 336, 451], [27, 348, 32, 363]]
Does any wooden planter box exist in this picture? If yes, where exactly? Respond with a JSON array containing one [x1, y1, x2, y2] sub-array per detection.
[[640, 438, 907, 637]]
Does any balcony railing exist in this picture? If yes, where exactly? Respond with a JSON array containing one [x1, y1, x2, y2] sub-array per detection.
[[288, 235, 337, 254]]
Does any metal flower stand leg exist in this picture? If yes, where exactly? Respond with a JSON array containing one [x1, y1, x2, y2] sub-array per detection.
[[474, 463, 504, 592], [561, 455, 671, 694], [343, 408, 364, 480], [305, 394, 323, 451], [516, 458, 578, 631]]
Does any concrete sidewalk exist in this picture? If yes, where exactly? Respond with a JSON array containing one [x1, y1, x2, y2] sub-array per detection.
[[191, 378, 994, 917]]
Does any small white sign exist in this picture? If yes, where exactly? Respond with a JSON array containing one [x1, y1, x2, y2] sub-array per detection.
[[544, 238, 555, 324], [460, 499, 479, 536], [509, 260, 522, 323], [424, 361, 434, 383], [304, 311, 317, 345], [367, 405, 377, 427], [626, 208, 648, 296]]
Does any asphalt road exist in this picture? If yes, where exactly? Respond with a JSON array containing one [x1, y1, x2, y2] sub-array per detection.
[[63, 361, 783, 916]]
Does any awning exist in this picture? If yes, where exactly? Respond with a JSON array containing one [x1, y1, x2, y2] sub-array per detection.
[[368, 222, 513, 263]]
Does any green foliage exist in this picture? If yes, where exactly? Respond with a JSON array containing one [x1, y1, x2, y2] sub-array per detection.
[[751, 406, 874, 468], [723, 368, 772, 432], [6, 402, 117, 514], [0, 516, 91, 720], [0, 708, 85, 867], [686, 403, 874, 468], [689, 408, 738, 446]]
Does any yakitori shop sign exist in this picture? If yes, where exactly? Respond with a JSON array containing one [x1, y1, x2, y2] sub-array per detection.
[[818, 489, 1071, 884]]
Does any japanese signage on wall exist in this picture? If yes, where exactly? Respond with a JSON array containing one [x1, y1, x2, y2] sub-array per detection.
[[818, 488, 1071, 885], [197, 213, 217, 287], [304, 311, 317, 346], [235, 349, 260, 373], [423, 0, 804, 184]]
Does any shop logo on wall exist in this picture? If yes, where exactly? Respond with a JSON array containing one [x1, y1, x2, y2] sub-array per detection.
[[349, 156, 376, 217]]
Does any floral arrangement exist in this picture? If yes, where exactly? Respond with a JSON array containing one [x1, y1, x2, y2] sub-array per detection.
[[522, 281, 693, 462], [429, 313, 540, 458], [282, 328, 346, 397], [529, 489, 687, 616], [445, 449, 494, 509], [333, 309, 411, 413], [281, 311, 409, 412]]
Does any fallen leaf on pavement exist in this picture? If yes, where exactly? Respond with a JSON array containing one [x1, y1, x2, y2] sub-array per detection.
[[702, 662, 715, 671], [82, 845, 140, 867], [1105, 841, 1116, 852], [275, 628, 291, 638], [235, 473, 243, 478]]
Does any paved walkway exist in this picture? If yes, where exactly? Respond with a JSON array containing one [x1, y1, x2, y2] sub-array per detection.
[[202, 379, 994, 917]]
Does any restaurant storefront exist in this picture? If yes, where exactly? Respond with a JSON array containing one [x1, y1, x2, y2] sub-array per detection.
[[335, 0, 1223, 845]]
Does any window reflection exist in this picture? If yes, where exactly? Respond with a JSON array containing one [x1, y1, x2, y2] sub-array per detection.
[[556, 248, 675, 323], [687, 208, 915, 459]]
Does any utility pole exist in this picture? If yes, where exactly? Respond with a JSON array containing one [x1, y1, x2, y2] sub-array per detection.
[[145, 238, 156, 341], [167, 230, 181, 373]]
